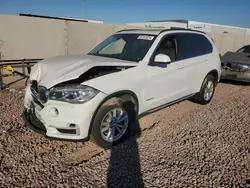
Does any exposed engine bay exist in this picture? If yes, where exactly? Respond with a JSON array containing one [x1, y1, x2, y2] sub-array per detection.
[[58, 66, 135, 86]]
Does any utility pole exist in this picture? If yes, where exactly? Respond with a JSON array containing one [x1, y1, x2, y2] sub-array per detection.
[[0, 52, 3, 89], [82, 0, 85, 18]]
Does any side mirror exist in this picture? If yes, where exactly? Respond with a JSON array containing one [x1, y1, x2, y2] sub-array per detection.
[[154, 54, 171, 64]]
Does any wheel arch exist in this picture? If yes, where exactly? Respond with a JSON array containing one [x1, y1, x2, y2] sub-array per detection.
[[197, 69, 219, 94], [88, 90, 140, 138], [207, 69, 219, 84]]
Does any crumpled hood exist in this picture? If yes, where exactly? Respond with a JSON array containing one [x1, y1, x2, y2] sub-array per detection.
[[222, 52, 250, 65], [29, 55, 137, 88]]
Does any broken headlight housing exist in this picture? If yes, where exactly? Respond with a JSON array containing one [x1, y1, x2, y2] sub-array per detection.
[[223, 62, 250, 72], [49, 85, 99, 104], [240, 64, 250, 72]]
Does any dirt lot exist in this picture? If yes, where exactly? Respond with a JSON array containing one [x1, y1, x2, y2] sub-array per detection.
[[0, 82, 250, 188]]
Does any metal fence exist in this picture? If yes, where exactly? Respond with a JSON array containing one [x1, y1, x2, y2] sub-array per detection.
[[0, 58, 42, 89]]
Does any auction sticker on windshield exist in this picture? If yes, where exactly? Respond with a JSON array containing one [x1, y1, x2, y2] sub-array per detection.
[[137, 35, 155, 40]]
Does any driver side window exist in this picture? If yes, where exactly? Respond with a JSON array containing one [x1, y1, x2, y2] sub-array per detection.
[[154, 35, 177, 62]]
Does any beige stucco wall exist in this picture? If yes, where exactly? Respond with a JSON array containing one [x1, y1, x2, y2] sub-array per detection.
[[67, 22, 142, 55], [67, 22, 116, 55], [208, 25, 250, 54], [0, 15, 250, 88], [0, 15, 143, 60], [244, 29, 250, 45], [0, 15, 144, 88], [0, 14, 67, 59], [0, 14, 249, 60]]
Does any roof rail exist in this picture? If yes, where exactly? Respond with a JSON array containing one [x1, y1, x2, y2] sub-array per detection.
[[116, 29, 142, 33], [116, 28, 206, 35], [159, 28, 206, 34]]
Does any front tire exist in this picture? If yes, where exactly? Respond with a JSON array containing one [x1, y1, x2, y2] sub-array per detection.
[[193, 74, 216, 105], [90, 97, 136, 149]]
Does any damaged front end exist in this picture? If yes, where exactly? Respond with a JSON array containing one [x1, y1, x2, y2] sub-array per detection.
[[25, 64, 135, 107], [222, 61, 250, 72], [221, 62, 250, 82], [27, 66, 132, 105], [22, 63, 136, 141], [221, 51, 250, 82], [59, 65, 133, 85]]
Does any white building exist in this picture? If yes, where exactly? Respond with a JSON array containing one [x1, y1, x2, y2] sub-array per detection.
[[127, 20, 250, 55], [127, 20, 249, 34]]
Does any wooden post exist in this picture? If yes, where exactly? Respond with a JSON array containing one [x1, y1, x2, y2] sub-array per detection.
[[0, 70, 3, 89], [0, 52, 3, 89], [27, 63, 31, 74], [22, 59, 25, 75]]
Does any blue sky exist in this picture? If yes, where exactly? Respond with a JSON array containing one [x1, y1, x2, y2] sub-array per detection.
[[0, 0, 249, 27]]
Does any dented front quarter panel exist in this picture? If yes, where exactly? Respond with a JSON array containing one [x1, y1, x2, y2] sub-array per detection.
[[82, 63, 147, 113], [24, 55, 139, 109]]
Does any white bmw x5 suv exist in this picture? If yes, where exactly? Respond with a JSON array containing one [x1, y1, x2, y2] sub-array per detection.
[[22, 29, 221, 149]]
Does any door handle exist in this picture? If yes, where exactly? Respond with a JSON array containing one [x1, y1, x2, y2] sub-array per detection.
[[178, 65, 184, 69]]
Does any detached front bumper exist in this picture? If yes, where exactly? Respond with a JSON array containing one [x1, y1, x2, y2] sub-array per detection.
[[220, 68, 250, 82]]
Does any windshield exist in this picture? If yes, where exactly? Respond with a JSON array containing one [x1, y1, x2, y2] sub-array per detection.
[[236, 46, 250, 53], [88, 33, 156, 62]]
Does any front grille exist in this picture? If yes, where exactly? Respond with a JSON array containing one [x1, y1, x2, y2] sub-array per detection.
[[38, 86, 49, 103], [31, 80, 39, 99], [30, 80, 49, 104], [32, 95, 44, 109]]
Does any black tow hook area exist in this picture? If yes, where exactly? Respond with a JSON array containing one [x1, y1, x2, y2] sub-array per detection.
[[21, 110, 90, 143], [21, 110, 47, 136]]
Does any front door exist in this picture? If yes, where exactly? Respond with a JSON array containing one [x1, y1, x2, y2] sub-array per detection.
[[142, 34, 189, 111]]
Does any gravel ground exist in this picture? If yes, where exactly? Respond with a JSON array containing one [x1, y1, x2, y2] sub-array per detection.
[[0, 82, 250, 188]]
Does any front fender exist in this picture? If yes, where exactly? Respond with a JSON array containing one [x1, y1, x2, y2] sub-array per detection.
[[82, 65, 145, 114]]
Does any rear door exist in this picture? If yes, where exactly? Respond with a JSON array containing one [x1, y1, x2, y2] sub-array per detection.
[[175, 33, 214, 94]]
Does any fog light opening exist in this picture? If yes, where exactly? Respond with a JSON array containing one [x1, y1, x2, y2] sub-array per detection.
[[49, 107, 59, 117], [69, 124, 76, 128], [75, 124, 80, 135]]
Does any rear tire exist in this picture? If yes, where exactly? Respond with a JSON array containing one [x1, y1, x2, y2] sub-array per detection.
[[192, 74, 216, 105], [90, 97, 136, 149]]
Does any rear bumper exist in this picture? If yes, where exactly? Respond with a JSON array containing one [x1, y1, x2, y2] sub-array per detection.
[[220, 68, 250, 82], [21, 110, 89, 142]]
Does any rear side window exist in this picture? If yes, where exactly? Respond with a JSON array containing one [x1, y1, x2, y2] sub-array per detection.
[[177, 33, 213, 60]]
